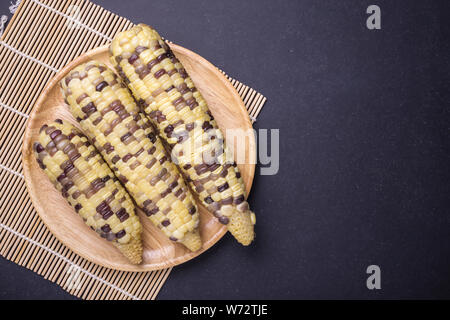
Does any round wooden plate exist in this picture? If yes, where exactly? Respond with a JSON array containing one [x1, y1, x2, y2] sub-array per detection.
[[22, 44, 256, 271]]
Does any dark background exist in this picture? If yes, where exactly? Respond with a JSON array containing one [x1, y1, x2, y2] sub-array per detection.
[[0, 0, 449, 299]]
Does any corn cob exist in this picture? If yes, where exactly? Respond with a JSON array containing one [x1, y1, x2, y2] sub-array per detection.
[[110, 24, 255, 245], [34, 120, 143, 264], [60, 61, 202, 251]]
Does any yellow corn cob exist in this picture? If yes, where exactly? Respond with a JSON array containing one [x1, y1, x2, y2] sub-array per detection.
[[110, 24, 255, 245], [34, 120, 143, 264], [60, 61, 201, 251]]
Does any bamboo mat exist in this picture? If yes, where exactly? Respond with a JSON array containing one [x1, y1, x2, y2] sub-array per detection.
[[0, 0, 266, 300]]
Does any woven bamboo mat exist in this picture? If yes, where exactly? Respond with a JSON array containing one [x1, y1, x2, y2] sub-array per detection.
[[0, 0, 266, 300]]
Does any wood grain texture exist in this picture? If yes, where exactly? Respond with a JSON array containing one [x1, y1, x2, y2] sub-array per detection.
[[21, 44, 256, 272]]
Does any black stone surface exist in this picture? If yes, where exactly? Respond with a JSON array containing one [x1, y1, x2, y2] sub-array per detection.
[[0, 0, 449, 299]]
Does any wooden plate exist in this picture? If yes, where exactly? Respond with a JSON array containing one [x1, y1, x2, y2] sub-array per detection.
[[22, 44, 255, 271]]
